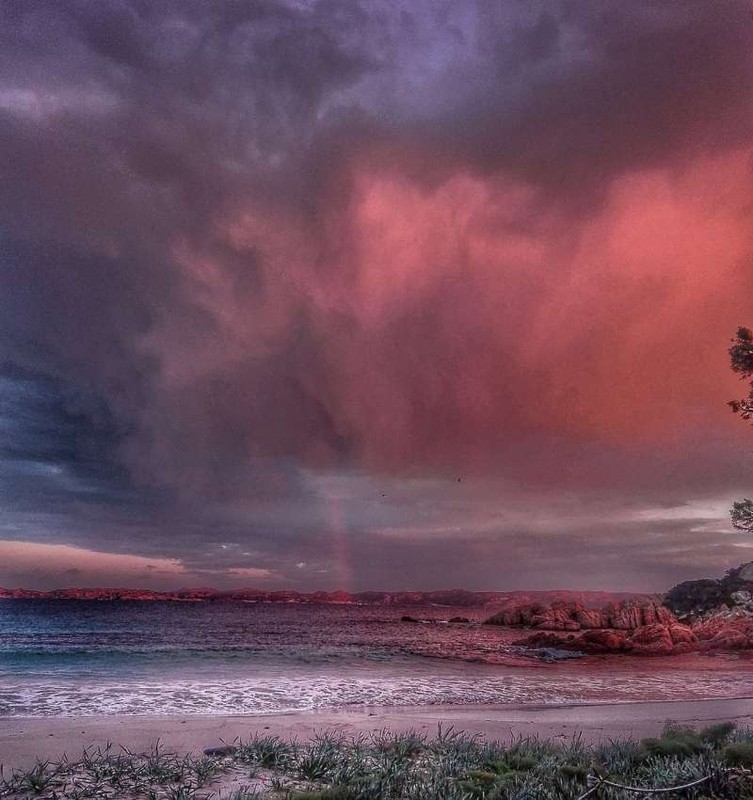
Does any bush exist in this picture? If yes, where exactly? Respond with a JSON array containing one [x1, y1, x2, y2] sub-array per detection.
[[558, 763, 589, 780], [288, 790, 354, 800], [501, 752, 539, 772], [723, 742, 753, 768], [663, 579, 725, 617], [700, 721, 737, 746], [639, 724, 706, 759], [3, 722, 752, 800]]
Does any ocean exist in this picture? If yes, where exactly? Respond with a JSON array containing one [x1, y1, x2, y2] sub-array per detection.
[[1, 601, 751, 717]]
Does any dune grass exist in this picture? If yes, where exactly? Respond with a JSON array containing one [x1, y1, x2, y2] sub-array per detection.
[[1, 722, 752, 799]]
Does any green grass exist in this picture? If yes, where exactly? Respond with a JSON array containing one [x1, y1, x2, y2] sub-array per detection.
[[1, 722, 751, 799]]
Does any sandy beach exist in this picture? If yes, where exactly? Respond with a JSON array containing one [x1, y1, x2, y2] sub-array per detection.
[[2, 697, 753, 773]]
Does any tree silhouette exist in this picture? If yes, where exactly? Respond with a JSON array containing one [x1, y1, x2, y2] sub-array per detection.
[[728, 327, 753, 532]]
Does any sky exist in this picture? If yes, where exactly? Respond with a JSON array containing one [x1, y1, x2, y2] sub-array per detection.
[[1, 0, 753, 592]]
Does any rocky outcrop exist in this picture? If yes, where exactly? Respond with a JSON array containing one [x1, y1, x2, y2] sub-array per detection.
[[573, 607, 604, 629], [692, 611, 753, 650], [606, 601, 674, 629], [506, 603, 752, 655], [668, 623, 697, 645], [515, 629, 631, 654], [486, 599, 673, 632], [490, 600, 583, 630], [630, 623, 689, 655], [513, 622, 697, 656], [578, 629, 632, 653], [488, 563, 753, 655], [658, 562, 753, 652], [489, 598, 701, 655]]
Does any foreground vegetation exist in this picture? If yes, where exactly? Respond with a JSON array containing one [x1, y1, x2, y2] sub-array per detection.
[[1, 722, 752, 799]]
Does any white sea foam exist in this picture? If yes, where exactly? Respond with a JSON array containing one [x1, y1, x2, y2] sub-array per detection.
[[2, 669, 752, 717]]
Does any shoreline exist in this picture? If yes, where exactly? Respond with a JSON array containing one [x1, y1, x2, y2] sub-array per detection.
[[3, 697, 753, 772]]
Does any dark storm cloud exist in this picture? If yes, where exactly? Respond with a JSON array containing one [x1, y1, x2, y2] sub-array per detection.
[[428, 3, 753, 196], [0, 0, 380, 486], [1, 1, 752, 589], [0, 364, 165, 544]]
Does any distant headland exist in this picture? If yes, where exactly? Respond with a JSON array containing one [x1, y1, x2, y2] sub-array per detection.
[[0, 586, 644, 605]]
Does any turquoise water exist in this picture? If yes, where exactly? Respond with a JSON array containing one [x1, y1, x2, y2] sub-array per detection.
[[1, 601, 751, 716]]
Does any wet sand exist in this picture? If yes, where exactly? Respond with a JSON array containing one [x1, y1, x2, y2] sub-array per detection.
[[2, 697, 753, 772]]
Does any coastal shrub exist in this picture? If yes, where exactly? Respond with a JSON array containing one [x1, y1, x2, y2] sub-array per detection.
[[733, 725, 753, 743], [723, 741, 753, 768], [269, 774, 290, 793], [6, 761, 62, 795], [700, 721, 737, 746], [663, 579, 726, 617], [663, 721, 705, 742], [557, 763, 588, 780], [297, 752, 336, 782], [379, 731, 425, 759], [287, 788, 354, 800], [464, 768, 497, 783], [457, 769, 498, 797], [593, 737, 641, 769], [165, 786, 201, 800], [501, 752, 539, 772], [236, 735, 298, 771], [458, 769, 527, 800], [638, 723, 706, 760], [3, 723, 753, 800], [638, 736, 699, 759]]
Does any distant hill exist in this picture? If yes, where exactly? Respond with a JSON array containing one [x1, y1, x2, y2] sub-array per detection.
[[0, 586, 650, 606]]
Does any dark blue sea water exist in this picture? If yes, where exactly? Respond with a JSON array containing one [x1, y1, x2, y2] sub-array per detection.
[[1, 601, 751, 716]]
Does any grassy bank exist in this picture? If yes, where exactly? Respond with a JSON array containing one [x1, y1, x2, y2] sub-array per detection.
[[1, 722, 752, 799]]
